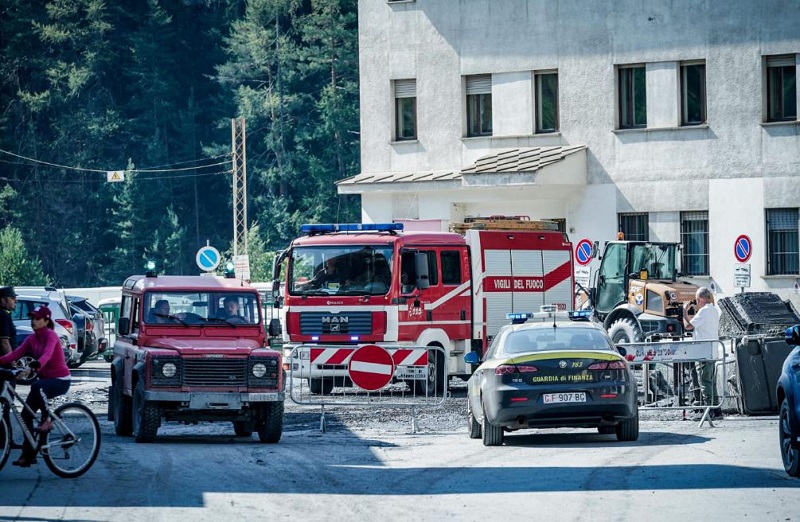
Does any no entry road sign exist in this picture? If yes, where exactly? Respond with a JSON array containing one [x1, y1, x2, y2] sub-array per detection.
[[348, 344, 395, 391]]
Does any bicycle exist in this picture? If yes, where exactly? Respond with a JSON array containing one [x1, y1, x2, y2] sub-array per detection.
[[0, 366, 101, 478]]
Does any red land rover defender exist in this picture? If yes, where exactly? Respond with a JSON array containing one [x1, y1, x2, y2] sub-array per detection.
[[108, 275, 284, 443]]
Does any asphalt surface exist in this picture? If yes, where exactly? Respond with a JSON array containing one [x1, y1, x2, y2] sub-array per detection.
[[1, 360, 798, 521]]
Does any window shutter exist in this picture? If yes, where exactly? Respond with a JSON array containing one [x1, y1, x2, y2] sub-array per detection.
[[767, 55, 796, 68], [394, 79, 416, 98], [466, 75, 492, 95]]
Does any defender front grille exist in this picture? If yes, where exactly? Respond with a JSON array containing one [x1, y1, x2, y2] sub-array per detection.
[[183, 359, 247, 386]]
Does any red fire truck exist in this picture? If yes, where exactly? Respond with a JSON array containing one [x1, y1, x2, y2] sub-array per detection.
[[271, 218, 574, 394]]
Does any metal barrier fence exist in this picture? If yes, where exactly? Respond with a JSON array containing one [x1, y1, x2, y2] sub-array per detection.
[[287, 344, 448, 433], [617, 339, 729, 427]]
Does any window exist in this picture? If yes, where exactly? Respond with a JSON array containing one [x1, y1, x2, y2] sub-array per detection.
[[681, 211, 709, 275], [766, 55, 797, 122], [618, 65, 647, 128], [394, 79, 417, 141], [535, 71, 558, 133], [441, 251, 462, 285], [466, 74, 492, 136], [618, 213, 649, 241], [400, 250, 438, 293], [681, 62, 706, 125], [766, 208, 799, 275]]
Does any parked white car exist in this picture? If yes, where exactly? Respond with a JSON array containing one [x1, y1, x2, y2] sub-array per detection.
[[12, 287, 80, 367]]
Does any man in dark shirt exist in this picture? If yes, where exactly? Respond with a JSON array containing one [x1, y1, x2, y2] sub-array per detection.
[[0, 286, 18, 356]]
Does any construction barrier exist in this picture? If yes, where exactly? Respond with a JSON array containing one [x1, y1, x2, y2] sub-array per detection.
[[286, 344, 448, 433], [617, 339, 729, 427]]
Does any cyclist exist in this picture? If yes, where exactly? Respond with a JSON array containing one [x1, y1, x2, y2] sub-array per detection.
[[0, 305, 71, 467]]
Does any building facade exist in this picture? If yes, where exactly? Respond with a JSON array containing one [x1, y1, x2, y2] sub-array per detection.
[[339, 0, 800, 307]]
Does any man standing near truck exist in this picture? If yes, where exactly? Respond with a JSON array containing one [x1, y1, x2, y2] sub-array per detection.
[[682, 286, 721, 418], [0, 286, 18, 356]]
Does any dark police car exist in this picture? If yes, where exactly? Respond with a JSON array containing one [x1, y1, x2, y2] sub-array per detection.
[[465, 308, 639, 446]]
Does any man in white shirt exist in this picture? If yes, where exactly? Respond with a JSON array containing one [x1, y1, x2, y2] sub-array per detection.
[[682, 286, 721, 415]]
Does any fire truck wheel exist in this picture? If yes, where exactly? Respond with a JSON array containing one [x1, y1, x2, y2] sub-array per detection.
[[233, 421, 254, 437], [133, 380, 160, 443], [467, 403, 482, 439], [257, 401, 284, 443], [608, 317, 644, 344], [413, 349, 445, 396], [113, 372, 133, 436], [308, 378, 334, 395]]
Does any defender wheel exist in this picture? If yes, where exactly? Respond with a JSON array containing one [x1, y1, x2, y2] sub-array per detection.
[[113, 375, 133, 436], [257, 402, 284, 443], [133, 380, 160, 443], [608, 317, 644, 344]]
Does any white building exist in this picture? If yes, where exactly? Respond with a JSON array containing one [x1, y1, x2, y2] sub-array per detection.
[[339, 0, 800, 307]]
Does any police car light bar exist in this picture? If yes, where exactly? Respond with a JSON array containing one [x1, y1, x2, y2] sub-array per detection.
[[300, 223, 404, 235], [506, 308, 593, 324]]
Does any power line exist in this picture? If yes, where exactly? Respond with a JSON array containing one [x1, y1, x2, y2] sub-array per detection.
[[0, 148, 232, 175]]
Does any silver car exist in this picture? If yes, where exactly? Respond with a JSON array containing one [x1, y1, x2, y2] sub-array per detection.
[[12, 288, 80, 367], [67, 295, 107, 363]]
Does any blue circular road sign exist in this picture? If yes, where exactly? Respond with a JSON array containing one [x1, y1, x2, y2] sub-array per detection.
[[196, 246, 221, 272], [734, 235, 752, 263], [575, 238, 593, 266]]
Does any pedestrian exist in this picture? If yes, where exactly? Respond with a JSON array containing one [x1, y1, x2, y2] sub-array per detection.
[[0, 286, 18, 356], [682, 286, 721, 418], [0, 305, 71, 467]]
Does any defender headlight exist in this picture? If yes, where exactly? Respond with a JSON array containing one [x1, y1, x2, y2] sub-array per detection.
[[162, 362, 177, 378], [252, 363, 267, 378]]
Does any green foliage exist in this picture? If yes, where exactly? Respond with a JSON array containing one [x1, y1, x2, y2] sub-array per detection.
[[0, 226, 51, 286], [0, 0, 361, 286]]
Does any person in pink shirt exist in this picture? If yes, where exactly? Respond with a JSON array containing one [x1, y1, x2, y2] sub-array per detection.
[[0, 305, 71, 467]]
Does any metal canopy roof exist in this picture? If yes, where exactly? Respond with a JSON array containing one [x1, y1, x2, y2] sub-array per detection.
[[337, 146, 585, 186]]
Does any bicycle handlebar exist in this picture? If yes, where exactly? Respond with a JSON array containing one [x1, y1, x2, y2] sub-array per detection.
[[0, 366, 24, 377]]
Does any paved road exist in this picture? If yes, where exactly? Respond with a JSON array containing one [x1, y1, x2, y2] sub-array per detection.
[[1, 362, 798, 521]]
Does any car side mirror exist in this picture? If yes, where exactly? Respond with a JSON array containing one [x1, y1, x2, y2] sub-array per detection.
[[785, 324, 800, 346], [118, 317, 130, 336], [464, 351, 480, 364], [615, 346, 627, 357]]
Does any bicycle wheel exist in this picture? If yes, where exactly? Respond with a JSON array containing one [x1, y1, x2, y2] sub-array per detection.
[[42, 402, 101, 478], [0, 414, 9, 472]]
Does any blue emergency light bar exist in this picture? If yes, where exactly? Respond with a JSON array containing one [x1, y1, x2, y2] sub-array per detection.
[[507, 309, 593, 324], [300, 223, 404, 235]]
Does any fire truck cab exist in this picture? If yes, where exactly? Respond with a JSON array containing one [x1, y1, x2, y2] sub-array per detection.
[[272, 219, 574, 394]]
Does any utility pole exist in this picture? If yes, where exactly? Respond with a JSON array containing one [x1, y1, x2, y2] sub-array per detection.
[[231, 118, 250, 279]]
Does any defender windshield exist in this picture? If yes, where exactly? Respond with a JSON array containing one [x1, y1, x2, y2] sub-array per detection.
[[289, 246, 394, 296], [143, 291, 260, 325], [629, 243, 677, 280]]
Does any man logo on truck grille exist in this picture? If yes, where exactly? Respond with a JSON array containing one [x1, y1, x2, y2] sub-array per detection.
[[322, 315, 349, 333]]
